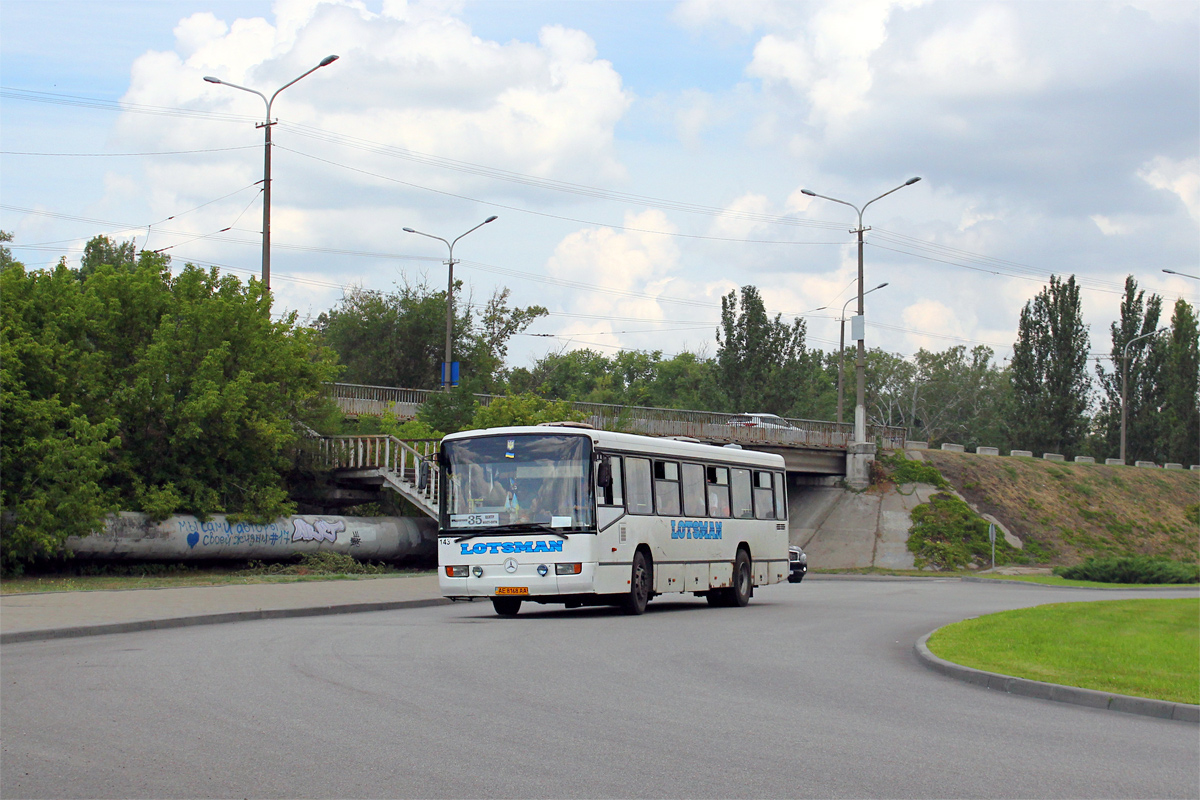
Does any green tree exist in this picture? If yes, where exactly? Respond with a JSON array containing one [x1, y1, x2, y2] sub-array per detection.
[[716, 286, 827, 417], [78, 234, 137, 280], [1, 236, 342, 569], [1, 254, 121, 570], [1008, 275, 1091, 457], [875, 345, 1009, 449], [1160, 298, 1199, 465], [316, 279, 544, 392], [471, 393, 586, 428], [1095, 276, 1165, 462]]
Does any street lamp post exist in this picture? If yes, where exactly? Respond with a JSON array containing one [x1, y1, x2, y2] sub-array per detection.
[[403, 216, 499, 390], [203, 55, 339, 294], [838, 283, 888, 424], [1162, 269, 1200, 280], [802, 177, 920, 443], [1120, 327, 1168, 464]]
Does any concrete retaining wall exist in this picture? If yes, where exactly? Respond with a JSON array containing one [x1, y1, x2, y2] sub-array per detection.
[[66, 513, 437, 562]]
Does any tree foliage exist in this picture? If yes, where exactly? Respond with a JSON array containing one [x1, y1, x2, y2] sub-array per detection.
[[868, 345, 1009, 448], [1, 235, 340, 569], [470, 394, 586, 429], [1160, 298, 1200, 465], [1094, 276, 1165, 462], [1009, 275, 1091, 456], [316, 279, 545, 393], [715, 286, 831, 417]]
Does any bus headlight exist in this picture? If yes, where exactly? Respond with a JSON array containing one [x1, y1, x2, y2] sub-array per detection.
[[445, 565, 468, 578], [472, 566, 484, 578], [537, 564, 549, 577], [555, 563, 583, 575]]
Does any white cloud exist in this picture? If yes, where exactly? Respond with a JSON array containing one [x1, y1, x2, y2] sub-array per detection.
[[1091, 215, 1130, 236], [1138, 156, 1200, 223]]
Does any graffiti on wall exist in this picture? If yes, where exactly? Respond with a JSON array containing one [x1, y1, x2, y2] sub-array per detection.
[[177, 518, 349, 549]]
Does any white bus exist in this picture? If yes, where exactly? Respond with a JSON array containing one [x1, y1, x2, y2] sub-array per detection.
[[436, 424, 794, 616]]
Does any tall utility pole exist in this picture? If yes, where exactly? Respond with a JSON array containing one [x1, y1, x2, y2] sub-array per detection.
[[203, 55, 339, 294], [403, 216, 499, 390], [839, 283, 887, 425], [802, 178, 920, 443], [1120, 327, 1167, 463]]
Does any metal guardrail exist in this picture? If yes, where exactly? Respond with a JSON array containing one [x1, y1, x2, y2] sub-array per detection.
[[326, 383, 907, 452]]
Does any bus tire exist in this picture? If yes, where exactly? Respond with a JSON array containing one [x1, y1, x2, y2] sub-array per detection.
[[492, 597, 521, 616], [730, 548, 753, 607], [622, 550, 652, 615]]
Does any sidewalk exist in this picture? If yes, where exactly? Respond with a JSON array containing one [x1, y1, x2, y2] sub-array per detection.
[[0, 573, 448, 644]]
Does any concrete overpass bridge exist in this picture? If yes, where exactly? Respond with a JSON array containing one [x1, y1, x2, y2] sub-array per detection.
[[304, 382, 907, 519]]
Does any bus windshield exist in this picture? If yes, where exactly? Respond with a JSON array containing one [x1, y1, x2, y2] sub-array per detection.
[[441, 434, 595, 532]]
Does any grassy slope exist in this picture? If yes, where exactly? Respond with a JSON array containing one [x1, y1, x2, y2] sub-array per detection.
[[918, 451, 1198, 566]]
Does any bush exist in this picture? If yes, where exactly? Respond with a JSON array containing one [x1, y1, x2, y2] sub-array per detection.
[[880, 452, 949, 489], [907, 492, 1017, 570], [1053, 556, 1199, 584], [238, 551, 394, 576]]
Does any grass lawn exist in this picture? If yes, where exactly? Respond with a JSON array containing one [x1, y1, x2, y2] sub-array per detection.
[[969, 573, 1200, 589], [927, 598, 1200, 705]]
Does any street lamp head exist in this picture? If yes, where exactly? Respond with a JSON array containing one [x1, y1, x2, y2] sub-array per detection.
[[203, 76, 222, 84], [875, 282, 889, 290], [905, 177, 922, 186], [319, 55, 340, 67], [484, 215, 498, 223], [402, 227, 416, 233], [800, 189, 816, 197]]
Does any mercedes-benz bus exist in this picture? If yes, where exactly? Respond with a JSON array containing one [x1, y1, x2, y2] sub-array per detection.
[[436, 424, 793, 616]]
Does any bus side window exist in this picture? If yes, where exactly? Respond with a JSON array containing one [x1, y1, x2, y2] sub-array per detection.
[[653, 460, 681, 516], [625, 457, 653, 515], [774, 472, 787, 520], [731, 468, 753, 519], [682, 463, 706, 516], [753, 470, 775, 519], [706, 466, 730, 518], [597, 454, 624, 506]]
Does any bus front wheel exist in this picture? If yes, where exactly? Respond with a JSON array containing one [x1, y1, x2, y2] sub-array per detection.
[[622, 550, 652, 615], [492, 597, 522, 616]]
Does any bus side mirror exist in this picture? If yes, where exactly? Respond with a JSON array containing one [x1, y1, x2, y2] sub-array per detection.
[[597, 456, 613, 490]]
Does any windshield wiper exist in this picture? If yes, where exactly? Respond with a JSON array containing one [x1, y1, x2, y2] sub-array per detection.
[[453, 523, 570, 542]]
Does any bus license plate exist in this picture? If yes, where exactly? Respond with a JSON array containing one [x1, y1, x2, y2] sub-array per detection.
[[495, 587, 528, 595]]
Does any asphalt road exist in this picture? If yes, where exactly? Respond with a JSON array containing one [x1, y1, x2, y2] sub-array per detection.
[[2, 578, 1197, 799]]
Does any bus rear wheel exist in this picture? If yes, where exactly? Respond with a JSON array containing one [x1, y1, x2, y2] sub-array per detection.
[[492, 597, 522, 616], [622, 550, 652, 615], [730, 548, 752, 607]]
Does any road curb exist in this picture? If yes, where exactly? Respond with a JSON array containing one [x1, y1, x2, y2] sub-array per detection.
[[914, 631, 1199, 723], [0, 597, 453, 645], [961, 576, 1200, 591]]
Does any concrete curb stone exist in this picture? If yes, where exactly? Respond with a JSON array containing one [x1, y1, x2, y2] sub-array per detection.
[[914, 631, 1199, 723]]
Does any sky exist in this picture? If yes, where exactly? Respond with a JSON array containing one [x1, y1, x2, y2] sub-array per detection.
[[2, 0, 1198, 379]]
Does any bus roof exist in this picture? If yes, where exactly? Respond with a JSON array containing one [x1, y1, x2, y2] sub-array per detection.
[[441, 425, 787, 469]]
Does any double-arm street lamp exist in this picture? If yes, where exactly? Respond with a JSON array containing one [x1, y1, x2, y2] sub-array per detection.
[[802, 177, 921, 443], [1120, 327, 1168, 464], [838, 282, 887, 424], [203, 54, 339, 294], [403, 216, 499, 390]]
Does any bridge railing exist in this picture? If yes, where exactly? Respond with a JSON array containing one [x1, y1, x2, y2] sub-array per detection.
[[307, 435, 441, 512], [326, 383, 906, 451]]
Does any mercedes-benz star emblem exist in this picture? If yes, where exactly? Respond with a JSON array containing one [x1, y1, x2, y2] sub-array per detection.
[[504, 558, 518, 573]]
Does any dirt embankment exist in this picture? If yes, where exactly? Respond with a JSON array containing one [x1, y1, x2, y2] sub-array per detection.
[[919, 451, 1199, 566]]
